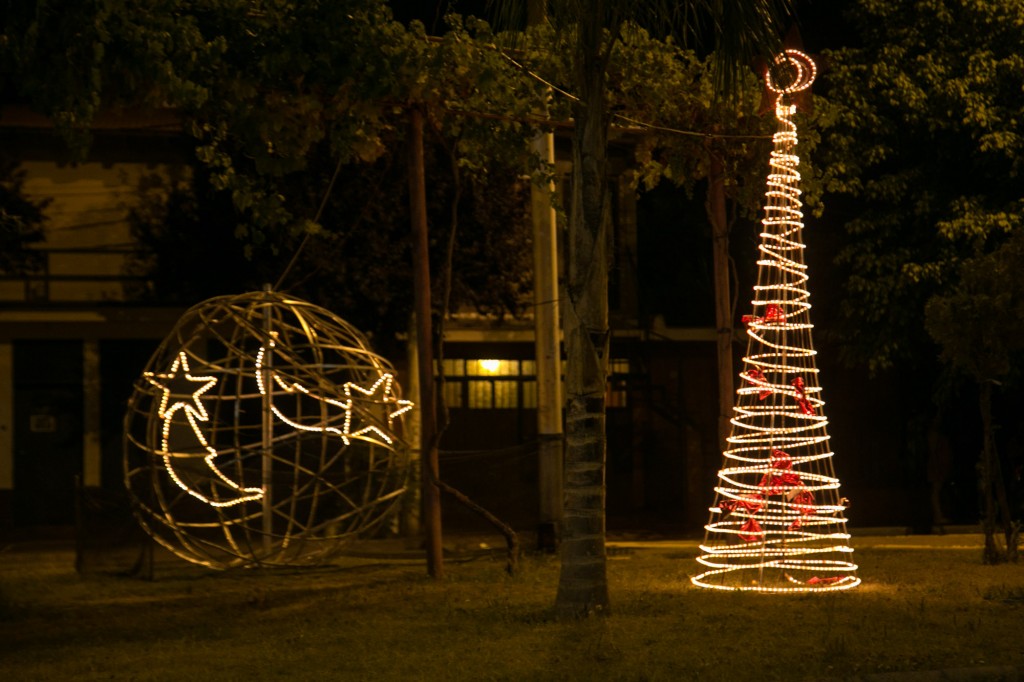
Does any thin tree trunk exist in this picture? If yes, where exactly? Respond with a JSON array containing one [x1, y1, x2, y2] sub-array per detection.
[[979, 381, 1002, 564], [555, 11, 611, 619], [409, 107, 444, 579], [432, 127, 520, 575], [986, 395, 1018, 562], [978, 380, 1019, 564], [707, 147, 734, 454]]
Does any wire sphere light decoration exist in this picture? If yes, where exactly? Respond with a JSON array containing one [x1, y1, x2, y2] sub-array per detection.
[[124, 289, 413, 569], [692, 50, 860, 593]]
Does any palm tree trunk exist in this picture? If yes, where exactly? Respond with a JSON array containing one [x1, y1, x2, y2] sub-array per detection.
[[555, 12, 611, 619]]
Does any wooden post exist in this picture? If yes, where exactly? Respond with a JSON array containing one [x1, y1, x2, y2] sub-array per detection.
[[82, 340, 101, 487], [401, 314, 422, 541], [260, 289, 274, 556], [409, 107, 444, 578]]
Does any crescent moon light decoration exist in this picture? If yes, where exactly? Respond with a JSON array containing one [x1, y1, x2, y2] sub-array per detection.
[[144, 351, 264, 507], [692, 50, 861, 593]]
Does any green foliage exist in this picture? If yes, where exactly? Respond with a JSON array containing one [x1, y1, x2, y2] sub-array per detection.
[[1, 0, 234, 155], [172, 0, 413, 244], [125, 134, 535, 349], [124, 168, 285, 303], [4, 0, 796, 345], [610, 25, 776, 216], [3, 1, 415, 235], [815, 0, 1024, 373], [925, 229, 1024, 383], [5, 2, 549, 336], [493, 0, 793, 94], [0, 157, 47, 275], [166, 4, 552, 251]]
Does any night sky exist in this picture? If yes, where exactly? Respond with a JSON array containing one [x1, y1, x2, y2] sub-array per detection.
[[387, 1, 855, 53]]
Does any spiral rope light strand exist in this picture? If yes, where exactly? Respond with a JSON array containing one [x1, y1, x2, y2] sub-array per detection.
[[692, 50, 860, 593]]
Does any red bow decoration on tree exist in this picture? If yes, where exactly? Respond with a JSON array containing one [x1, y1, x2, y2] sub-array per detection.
[[742, 304, 786, 327], [790, 490, 816, 516], [720, 493, 764, 515], [787, 490, 817, 530], [807, 576, 845, 585], [721, 492, 766, 541], [738, 517, 763, 542], [743, 368, 772, 400], [759, 449, 803, 495], [730, 449, 817, 541], [790, 376, 815, 415]]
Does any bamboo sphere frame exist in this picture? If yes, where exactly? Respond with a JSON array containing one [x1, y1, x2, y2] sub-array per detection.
[[124, 290, 411, 569]]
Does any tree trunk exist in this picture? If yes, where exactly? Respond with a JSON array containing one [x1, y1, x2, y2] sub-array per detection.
[[707, 148, 734, 454], [409, 107, 444, 579], [979, 380, 1002, 564], [555, 14, 611, 619], [978, 380, 1019, 564]]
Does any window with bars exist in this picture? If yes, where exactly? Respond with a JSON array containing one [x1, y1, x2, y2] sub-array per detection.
[[606, 358, 630, 408], [441, 357, 629, 409], [441, 359, 537, 409]]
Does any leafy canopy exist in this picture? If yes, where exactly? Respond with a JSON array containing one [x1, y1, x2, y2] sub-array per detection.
[[815, 0, 1024, 374]]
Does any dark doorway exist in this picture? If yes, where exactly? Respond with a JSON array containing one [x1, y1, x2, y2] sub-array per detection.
[[99, 339, 160, 491], [13, 340, 83, 527]]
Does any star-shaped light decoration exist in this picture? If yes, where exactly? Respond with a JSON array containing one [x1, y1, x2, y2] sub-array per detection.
[[145, 351, 264, 507], [255, 342, 413, 447], [146, 351, 217, 421], [343, 373, 414, 446]]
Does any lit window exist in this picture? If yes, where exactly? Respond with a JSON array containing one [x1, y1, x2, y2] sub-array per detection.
[[607, 358, 630, 408], [478, 359, 502, 374], [440, 357, 627, 410], [521, 380, 538, 409], [441, 358, 531, 409]]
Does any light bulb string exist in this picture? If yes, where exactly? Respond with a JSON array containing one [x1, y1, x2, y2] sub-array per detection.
[[695, 51, 858, 592]]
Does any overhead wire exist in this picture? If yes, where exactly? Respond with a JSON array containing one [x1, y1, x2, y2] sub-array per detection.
[[492, 44, 775, 141], [274, 28, 774, 292]]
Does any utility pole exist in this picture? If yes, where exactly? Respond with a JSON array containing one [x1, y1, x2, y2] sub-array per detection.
[[531, 130, 563, 551], [529, 0, 564, 552]]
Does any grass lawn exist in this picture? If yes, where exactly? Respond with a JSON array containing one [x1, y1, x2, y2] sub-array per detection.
[[1, 532, 1022, 681]]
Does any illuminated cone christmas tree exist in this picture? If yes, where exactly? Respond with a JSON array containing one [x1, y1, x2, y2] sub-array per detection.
[[692, 50, 860, 593]]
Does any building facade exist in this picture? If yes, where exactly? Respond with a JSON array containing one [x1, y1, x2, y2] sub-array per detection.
[[0, 113, 733, 541]]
